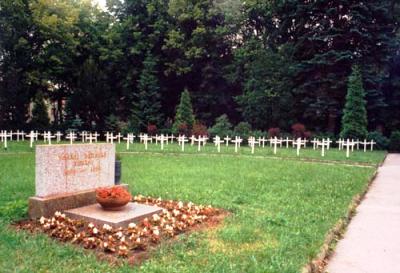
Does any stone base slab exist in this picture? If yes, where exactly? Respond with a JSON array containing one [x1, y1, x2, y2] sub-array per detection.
[[64, 202, 162, 228], [28, 184, 128, 219]]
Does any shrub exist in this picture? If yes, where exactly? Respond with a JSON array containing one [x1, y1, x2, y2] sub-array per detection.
[[234, 122, 252, 138], [313, 132, 337, 141], [208, 114, 232, 137], [291, 123, 306, 138], [268, 128, 281, 138], [192, 122, 208, 137], [367, 131, 389, 150], [389, 131, 400, 152], [304, 131, 312, 139], [147, 124, 157, 135], [252, 130, 268, 139], [177, 123, 190, 136]]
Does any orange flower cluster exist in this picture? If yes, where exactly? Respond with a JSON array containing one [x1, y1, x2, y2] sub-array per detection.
[[19, 195, 221, 261], [96, 186, 131, 200]]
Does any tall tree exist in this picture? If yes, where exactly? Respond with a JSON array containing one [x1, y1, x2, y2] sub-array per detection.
[[340, 65, 368, 139], [130, 52, 163, 131], [0, 0, 34, 128], [30, 91, 50, 130]]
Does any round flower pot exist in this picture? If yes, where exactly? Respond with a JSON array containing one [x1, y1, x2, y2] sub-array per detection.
[[96, 186, 132, 211]]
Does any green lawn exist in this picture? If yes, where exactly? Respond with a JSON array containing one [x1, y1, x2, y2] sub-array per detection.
[[0, 151, 377, 273], [0, 140, 387, 165]]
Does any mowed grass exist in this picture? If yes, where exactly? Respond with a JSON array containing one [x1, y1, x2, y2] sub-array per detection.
[[0, 140, 387, 165], [0, 152, 376, 273]]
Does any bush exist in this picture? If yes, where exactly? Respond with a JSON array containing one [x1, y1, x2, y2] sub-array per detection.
[[367, 131, 389, 150], [208, 114, 232, 137], [192, 122, 208, 137], [313, 132, 337, 141], [177, 123, 190, 136], [268, 128, 281, 138], [389, 131, 400, 152], [234, 122, 252, 138], [291, 123, 306, 138], [252, 130, 268, 139], [304, 131, 312, 139], [147, 124, 157, 135]]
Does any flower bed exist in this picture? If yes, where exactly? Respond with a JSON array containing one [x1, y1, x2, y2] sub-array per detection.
[[16, 195, 225, 265]]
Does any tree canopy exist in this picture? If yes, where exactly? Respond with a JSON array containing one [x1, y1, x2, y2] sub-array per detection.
[[0, 0, 399, 136]]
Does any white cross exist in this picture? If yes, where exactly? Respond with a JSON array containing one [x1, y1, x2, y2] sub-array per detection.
[[355, 139, 360, 150], [178, 135, 188, 151], [195, 136, 203, 152], [370, 140, 375, 151], [160, 134, 167, 150], [213, 136, 224, 153], [26, 131, 36, 148], [92, 132, 99, 142], [258, 137, 267, 148], [116, 133, 122, 144], [202, 136, 208, 146], [326, 138, 332, 150], [248, 137, 259, 154], [1, 131, 12, 149], [86, 133, 97, 144], [317, 139, 329, 157], [283, 137, 292, 148], [80, 131, 88, 143], [223, 136, 231, 146], [296, 138, 302, 156], [66, 132, 77, 144], [123, 134, 135, 150], [311, 138, 318, 150], [55, 131, 63, 142], [270, 136, 281, 155], [14, 130, 25, 141], [341, 139, 354, 158], [169, 134, 175, 144], [43, 131, 55, 145], [190, 135, 196, 146], [336, 138, 343, 150], [142, 134, 151, 150], [231, 137, 243, 153]]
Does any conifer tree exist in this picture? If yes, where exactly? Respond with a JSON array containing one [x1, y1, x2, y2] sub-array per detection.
[[30, 92, 50, 130], [340, 65, 368, 139], [172, 89, 195, 133], [130, 53, 163, 132]]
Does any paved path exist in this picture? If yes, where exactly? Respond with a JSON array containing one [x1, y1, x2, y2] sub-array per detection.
[[326, 154, 400, 273]]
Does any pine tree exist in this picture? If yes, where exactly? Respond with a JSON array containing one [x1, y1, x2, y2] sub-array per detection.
[[130, 53, 163, 132], [30, 92, 50, 130], [340, 65, 368, 139], [172, 89, 195, 133]]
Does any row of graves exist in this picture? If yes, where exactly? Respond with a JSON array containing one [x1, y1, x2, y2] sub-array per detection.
[[0, 130, 376, 158]]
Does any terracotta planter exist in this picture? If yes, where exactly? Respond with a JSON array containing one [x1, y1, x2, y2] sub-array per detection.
[[96, 186, 132, 211]]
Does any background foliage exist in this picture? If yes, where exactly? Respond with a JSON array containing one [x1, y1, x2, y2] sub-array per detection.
[[0, 0, 399, 136]]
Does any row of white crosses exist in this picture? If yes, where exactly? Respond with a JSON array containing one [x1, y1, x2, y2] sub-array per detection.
[[0, 130, 12, 149], [337, 138, 376, 152]]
